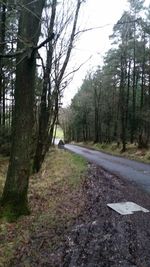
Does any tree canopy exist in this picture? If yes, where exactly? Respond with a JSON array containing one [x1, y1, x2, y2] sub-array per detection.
[[61, 0, 150, 152]]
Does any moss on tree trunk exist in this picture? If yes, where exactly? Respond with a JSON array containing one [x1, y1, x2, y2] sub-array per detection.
[[1, 0, 45, 220]]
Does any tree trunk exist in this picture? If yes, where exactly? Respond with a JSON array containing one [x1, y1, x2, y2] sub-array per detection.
[[94, 107, 98, 143], [1, 0, 45, 219], [33, 0, 57, 173], [94, 87, 101, 143], [33, 0, 82, 173], [0, 1, 6, 126], [2, 76, 5, 126], [125, 59, 131, 129], [120, 54, 127, 152], [52, 123, 57, 145], [131, 24, 136, 144], [138, 34, 146, 148]]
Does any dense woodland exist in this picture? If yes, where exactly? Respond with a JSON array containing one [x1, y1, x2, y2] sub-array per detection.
[[61, 0, 150, 152], [0, 0, 84, 218]]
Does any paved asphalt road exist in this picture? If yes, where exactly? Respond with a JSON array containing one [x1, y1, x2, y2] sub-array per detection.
[[65, 144, 150, 194]]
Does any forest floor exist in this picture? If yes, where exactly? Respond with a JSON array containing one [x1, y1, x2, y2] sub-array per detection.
[[74, 142, 150, 164], [0, 149, 150, 266]]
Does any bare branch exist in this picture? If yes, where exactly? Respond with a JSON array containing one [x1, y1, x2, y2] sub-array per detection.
[[34, 33, 55, 51], [57, 0, 82, 85], [0, 34, 55, 58], [74, 19, 140, 36], [62, 55, 92, 81], [37, 52, 45, 71]]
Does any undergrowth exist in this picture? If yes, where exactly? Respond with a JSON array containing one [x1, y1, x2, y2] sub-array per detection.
[[0, 149, 87, 266]]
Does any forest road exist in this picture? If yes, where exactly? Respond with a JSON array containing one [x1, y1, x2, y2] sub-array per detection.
[[65, 144, 150, 194]]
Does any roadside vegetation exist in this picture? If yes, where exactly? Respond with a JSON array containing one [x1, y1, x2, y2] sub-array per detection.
[[53, 125, 150, 163], [73, 142, 150, 164], [57, 122, 150, 164], [0, 149, 87, 266]]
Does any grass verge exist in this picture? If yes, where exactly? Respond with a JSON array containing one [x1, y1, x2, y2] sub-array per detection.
[[0, 149, 87, 266]]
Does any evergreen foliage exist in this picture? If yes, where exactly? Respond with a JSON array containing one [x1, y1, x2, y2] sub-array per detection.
[[61, 1, 150, 151]]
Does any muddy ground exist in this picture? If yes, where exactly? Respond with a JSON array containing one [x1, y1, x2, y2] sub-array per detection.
[[62, 164, 150, 267], [10, 163, 150, 267]]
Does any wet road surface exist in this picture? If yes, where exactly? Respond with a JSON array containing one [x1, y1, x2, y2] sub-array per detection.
[[65, 144, 150, 193]]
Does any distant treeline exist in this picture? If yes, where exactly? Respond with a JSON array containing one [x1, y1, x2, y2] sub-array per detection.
[[61, 0, 150, 152]]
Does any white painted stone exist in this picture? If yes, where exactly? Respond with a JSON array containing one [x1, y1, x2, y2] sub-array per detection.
[[107, 202, 149, 215]]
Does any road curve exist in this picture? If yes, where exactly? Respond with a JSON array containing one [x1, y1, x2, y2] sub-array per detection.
[[65, 144, 150, 193]]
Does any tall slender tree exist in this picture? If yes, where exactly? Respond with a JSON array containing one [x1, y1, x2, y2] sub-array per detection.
[[33, 0, 83, 172], [1, 0, 46, 218]]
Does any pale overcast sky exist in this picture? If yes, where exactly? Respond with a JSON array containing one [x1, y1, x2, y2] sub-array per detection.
[[62, 0, 148, 106]]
